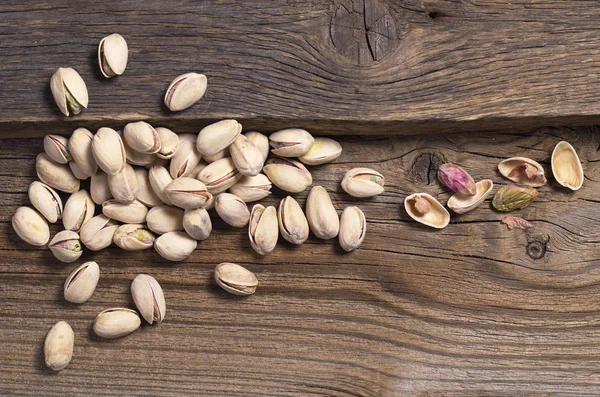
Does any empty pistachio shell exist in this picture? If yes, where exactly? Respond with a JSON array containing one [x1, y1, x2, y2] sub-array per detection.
[[50, 67, 88, 116], [164, 72, 208, 111], [277, 196, 309, 245], [90, 170, 113, 205], [492, 183, 538, 212], [448, 179, 494, 214], [49, 230, 83, 263], [165, 177, 213, 209], [339, 206, 366, 252], [68, 128, 97, 177], [196, 119, 242, 156], [69, 161, 88, 180], [215, 193, 250, 228], [102, 199, 148, 223], [404, 193, 450, 229], [263, 157, 312, 193], [306, 186, 339, 239], [229, 174, 272, 202], [341, 168, 384, 198], [113, 224, 155, 251], [44, 135, 71, 164], [131, 274, 166, 324], [183, 208, 212, 240], [214, 262, 258, 296], [44, 321, 74, 371], [249, 205, 278, 255], [98, 33, 128, 78], [63, 190, 95, 232], [245, 131, 270, 163], [155, 127, 179, 159], [269, 128, 314, 157], [123, 138, 155, 166], [146, 205, 184, 235], [36, 153, 80, 193], [149, 165, 174, 205], [12, 207, 49, 246], [437, 163, 477, 196], [170, 138, 202, 179], [552, 141, 584, 191], [498, 157, 546, 187], [154, 231, 197, 261], [230, 134, 264, 176], [92, 127, 126, 175], [63, 261, 99, 303], [93, 308, 141, 339], [28, 181, 62, 223], [198, 157, 242, 194], [108, 163, 139, 203], [203, 148, 229, 163], [298, 137, 342, 165], [123, 121, 161, 154], [134, 167, 162, 207], [80, 215, 120, 251]]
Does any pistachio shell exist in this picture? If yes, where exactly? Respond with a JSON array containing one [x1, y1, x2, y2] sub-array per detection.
[[170, 138, 202, 179], [230, 134, 264, 176], [90, 170, 113, 205], [215, 193, 250, 228], [62, 190, 95, 231], [154, 231, 197, 261], [341, 168, 384, 198], [102, 199, 148, 223], [155, 127, 179, 159], [68, 128, 97, 177], [123, 121, 161, 154], [229, 174, 272, 202], [123, 138, 155, 166], [191, 160, 209, 177], [214, 262, 258, 296], [196, 119, 242, 156], [447, 179, 494, 214], [203, 148, 229, 163], [43, 135, 71, 164], [69, 161, 89, 180], [498, 157, 546, 187], [249, 205, 278, 255], [113, 224, 155, 251], [12, 207, 50, 246], [108, 163, 139, 203], [36, 153, 80, 193], [339, 206, 366, 252], [164, 73, 207, 111], [165, 177, 213, 209], [269, 128, 314, 157], [183, 208, 212, 240], [134, 167, 162, 207], [98, 33, 128, 78], [551, 141, 584, 191], [49, 230, 83, 263], [404, 193, 450, 229], [92, 127, 126, 175], [306, 186, 339, 239], [198, 157, 242, 194], [63, 261, 99, 303], [28, 181, 62, 223], [277, 196, 309, 245], [44, 321, 74, 371], [131, 274, 166, 324], [146, 205, 184, 235], [79, 215, 120, 251], [263, 157, 312, 193], [298, 137, 342, 165], [245, 131, 270, 163], [149, 165, 174, 205], [50, 67, 88, 116], [93, 308, 141, 339]]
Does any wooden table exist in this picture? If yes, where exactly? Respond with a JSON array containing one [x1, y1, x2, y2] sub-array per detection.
[[2, 1, 600, 396]]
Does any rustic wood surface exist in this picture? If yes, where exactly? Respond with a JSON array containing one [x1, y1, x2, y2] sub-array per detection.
[[1, 126, 600, 396]]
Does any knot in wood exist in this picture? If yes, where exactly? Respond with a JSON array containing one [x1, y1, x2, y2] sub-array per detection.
[[526, 236, 549, 259], [410, 152, 446, 185]]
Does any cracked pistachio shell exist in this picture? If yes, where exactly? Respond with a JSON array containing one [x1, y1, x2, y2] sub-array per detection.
[[50, 67, 88, 116], [92, 127, 126, 175], [203, 148, 229, 163], [131, 274, 166, 324], [108, 163, 139, 203], [12, 206, 50, 246], [229, 174, 272, 202], [552, 141, 584, 191], [164, 72, 207, 112], [123, 138, 155, 166], [263, 157, 312, 193], [245, 131, 270, 163], [49, 230, 82, 263], [155, 127, 179, 159], [36, 153, 80, 194], [198, 157, 242, 194], [146, 205, 184, 235], [341, 167, 384, 198], [404, 193, 450, 229], [215, 193, 250, 228], [183, 208, 212, 240], [298, 137, 342, 166], [269, 128, 314, 157], [28, 181, 62, 223], [63, 261, 99, 303], [98, 33, 128, 78], [165, 177, 213, 210], [44, 321, 74, 371], [93, 308, 141, 339], [124, 121, 161, 154], [498, 157, 546, 187], [154, 231, 197, 261], [44, 135, 71, 164], [134, 168, 162, 207], [68, 128, 97, 177], [230, 134, 264, 176], [306, 186, 339, 239], [102, 199, 148, 223], [90, 170, 113, 205], [69, 161, 89, 180], [448, 179, 494, 214], [63, 190, 95, 232], [214, 262, 258, 296], [113, 224, 155, 251], [277, 196, 309, 245], [149, 165, 174, 205], [249, 205, 278, 255], [196, 119, 242, 156], [170, 138, 202, 179], [80, 214, 120, 251], [339, 206, 366, 252]]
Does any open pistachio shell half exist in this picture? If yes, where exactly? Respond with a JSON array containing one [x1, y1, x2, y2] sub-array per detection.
[[404, 193, 450, 229], [498, 157, 546, 187], [551, 141, 584, 191], [447, 179, 494, 214]]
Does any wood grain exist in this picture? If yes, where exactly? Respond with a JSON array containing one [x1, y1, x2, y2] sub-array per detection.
[[2, 126, 600, 395]]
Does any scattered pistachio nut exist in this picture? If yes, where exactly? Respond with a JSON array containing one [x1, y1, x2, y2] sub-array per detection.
[[183, 208, 212, 240], [447, 179, 494, 214], [68, 128, 97, 177], [79, 214, 120, 251], [198, 157, 242, 194], [98, 33, 128, 78], [154, 231, 197, 261], [102, 199, 148, 223], [123, 121, 161, 154], [50, 67, 88, 116], [123, 137, 155, 166], [306, 186, 339, 239], [169, 137, 202, 179], [269, 128, 314, 157], [113, 224, 156, 251], [263, 157, 312, 193], [92, 127, 126, 175], [43, 135, 71, 164], [203, 148, 229, 163], [63, 261, 100, 303], [44, 321, 74, 371], [131, 274, 166, 324], [492, 183, 538, 212], [146, 205, 184, 235], [90, 170, 113, 205], [339, 206, 366, 252], [214, 262, 258, 296], [341, 167, 384, 198], [245, 131, 270, 163], [93, 308, 141, 339], [149, 165, 175, 205], [108, 163, 139, 203], [437, 163, 477, 196], [36, 153, 80, 193], [49, 230, 82, 263], [498, 157, 546, 187], [215, 193, 250, 228], [249, 204, 278, 255], [69, 161, 89, 180], [134, 167, 162, 207], [404, 193, 450, 229], [28, 181, 62, 223], [62, 189, 95, 232], [155, 127, 179, 160], [12, 206, 50, 246], [551, 141, 584, 191], [165, 177, 213, 209], [277, 196, 309, 245], [230, 134, 264, 176], [298, 137, 342, 165], [229, 174, 272, 202], [196, 119, 242, 156], [164, 72, 208, 112]]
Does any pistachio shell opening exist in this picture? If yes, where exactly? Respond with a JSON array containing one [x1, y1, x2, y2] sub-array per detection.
[[551, 141, 584, 191]]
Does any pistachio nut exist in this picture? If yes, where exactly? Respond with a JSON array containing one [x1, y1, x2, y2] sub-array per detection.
[[92, 127, 126, 175], [131, 274, 166, 324], [113, 224, 155, 251], [437, 163, 477, 196], [215, 193, 250, 228], [28, 181, 62, 223], [341, 168, 384, 198], [498, 157, 546, 187], [196, 119, 242, 156], [263, 157, 312, 193], [49, 230, 83, 263], [183, 208, 212, 240], [63, 261, 100, 303], [12, 206, 50, 246], [203, 148, 229, 163], [145, 155, 169, 170], [214, 262, 258, 296], [80, 214, 120, 251], [134, 167, 162, 207], [98, 33, 128, 78], [269, 128, 314, 157], [298, 137, 342, 165], [277, 196, 309, 245], [166, 177, 212, 209], [69, 161, 88, 180], [123, 121, 161, 154], [123, 138, 155, 166], [50, 67, 88, 116], [191, 160, 208, 177], [249, 205, 278, 255], [108, 163, 139, 203], [164, 72, 208, 111], [170, 138, 202, 179], [44, 321, 74, 371], [230, 134, 264, 176], [36, 153, 80, 193], [146, 205, 184, 235], [552, 141, 584, 191], [339, 206, 366, 252], [102, 199, 148, 223], [198, 157, 242, 194], [43, 134, 71, 164], [63, 189, 95, 231], [404, 193, 450, 229], [229, 174, 272, 202], [149, 165, 174, 205], [90, 170, 113, 205], [447, 179, 494, 214], [93, 308, 141, 339], [155, 127, 179, 159], [245, 131, 270, 163], [68, 128, 98, 177], [492, 183, 538, 212], [154, 231, 197, 261], [306, 186, 339, 239]]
